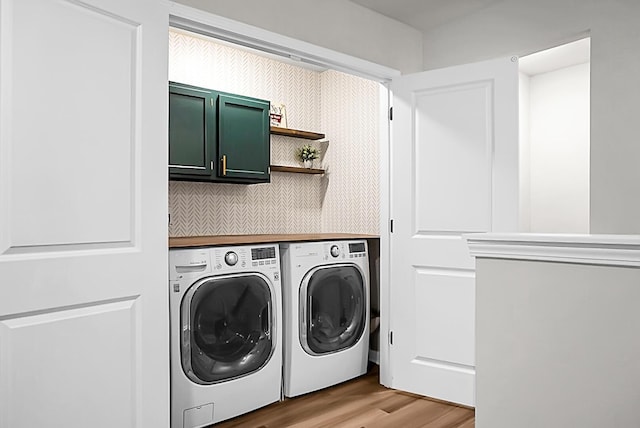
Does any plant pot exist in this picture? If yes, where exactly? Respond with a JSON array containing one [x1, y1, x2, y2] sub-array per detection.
[[303, 159, 313, 169]]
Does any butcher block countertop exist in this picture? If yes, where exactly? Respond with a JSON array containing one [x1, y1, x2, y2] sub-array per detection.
[[169, 233, 379, 248]]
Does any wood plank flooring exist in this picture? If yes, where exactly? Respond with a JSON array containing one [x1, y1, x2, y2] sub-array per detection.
[[215, 365, 474, 428]]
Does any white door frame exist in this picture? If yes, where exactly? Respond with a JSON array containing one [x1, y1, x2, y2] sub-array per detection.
[[168, 1, 399, 386]]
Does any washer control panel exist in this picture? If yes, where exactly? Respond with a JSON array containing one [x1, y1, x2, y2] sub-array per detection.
[[250, 246, 278, 267], [210, 245, 280, 270], [213, 248, 248, 270]]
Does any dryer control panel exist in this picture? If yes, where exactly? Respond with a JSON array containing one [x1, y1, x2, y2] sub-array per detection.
[[347, 242, 367, 259], [328, 243, 366, 258], [316, 240, 368, 261]]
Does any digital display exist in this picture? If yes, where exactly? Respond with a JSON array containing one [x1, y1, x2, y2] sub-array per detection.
[[349, 243, 365, 253], [251, 247, 276, 260]]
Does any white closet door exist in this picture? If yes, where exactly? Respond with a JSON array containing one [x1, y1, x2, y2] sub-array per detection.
[[0, 0, 168, 427], [389, 57, 519, 406]]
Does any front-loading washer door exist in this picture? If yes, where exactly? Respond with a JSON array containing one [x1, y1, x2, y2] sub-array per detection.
[[300, 264, 365, 355], [181, 273, 274, 384]]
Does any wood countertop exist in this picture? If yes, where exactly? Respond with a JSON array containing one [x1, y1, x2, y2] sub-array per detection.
[[169, 233, 379, 248]]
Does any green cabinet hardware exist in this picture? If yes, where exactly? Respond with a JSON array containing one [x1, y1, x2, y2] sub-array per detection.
[[168, 82, 270, 184]]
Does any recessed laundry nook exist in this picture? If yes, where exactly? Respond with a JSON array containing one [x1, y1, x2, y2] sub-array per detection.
[[166, 25, 388, 427]]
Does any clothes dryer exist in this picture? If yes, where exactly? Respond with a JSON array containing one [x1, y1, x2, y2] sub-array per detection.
[[280, 240, 369, 397], [169, 244, 282, 428]]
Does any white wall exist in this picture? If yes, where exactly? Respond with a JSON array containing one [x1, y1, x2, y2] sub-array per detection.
[[518, 73, 531, 231], [476, 257, 640, 428], [420, 0, 640, 233], [173, 0, 423, 74], [524, 63, 590, 233]]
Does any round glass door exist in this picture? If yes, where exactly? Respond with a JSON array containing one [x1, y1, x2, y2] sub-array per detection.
[[181, 273, 274, 384], [301, 265, 366, 355]]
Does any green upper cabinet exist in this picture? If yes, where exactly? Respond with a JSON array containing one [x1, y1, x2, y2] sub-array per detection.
[[168, 82, 270, 184], [218, 94, 270, 182], [168, 83, 215, 178]]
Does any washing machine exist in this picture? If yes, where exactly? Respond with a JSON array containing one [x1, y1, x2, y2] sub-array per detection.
[[280, 240, 369, 397], [169, 244, 282, 428]]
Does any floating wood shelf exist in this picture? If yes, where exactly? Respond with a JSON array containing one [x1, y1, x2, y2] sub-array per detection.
[[271, 165, 325, 175], [270, 126, 325, 140]]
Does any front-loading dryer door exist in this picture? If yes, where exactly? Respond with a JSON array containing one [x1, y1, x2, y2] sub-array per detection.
[[181, 273, 274, 384], [300, 264, 366, 355]]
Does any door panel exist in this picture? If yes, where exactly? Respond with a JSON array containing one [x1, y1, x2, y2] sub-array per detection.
[[414, 82, 493, 233], [0, 300, 138, 427], [413, 269, 475, 366], [390, 57, 519, 406], [0, 1, 168, 427], [9, 0, 138, 249]]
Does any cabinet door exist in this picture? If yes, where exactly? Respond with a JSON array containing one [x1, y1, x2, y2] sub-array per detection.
[[169, 83, 215, 178], [218, 94, 270, 182]]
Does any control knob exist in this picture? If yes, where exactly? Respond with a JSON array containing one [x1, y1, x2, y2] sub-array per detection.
[[330, 245, 340, 258], [224, 251, 238, 266]]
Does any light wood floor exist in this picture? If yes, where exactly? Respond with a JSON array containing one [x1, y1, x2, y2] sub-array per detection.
[[215, 365, 475, 428]]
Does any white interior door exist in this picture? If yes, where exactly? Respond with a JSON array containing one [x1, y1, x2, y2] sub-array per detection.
[[0, 1, 168, 427], [389, 57, 519, 406]]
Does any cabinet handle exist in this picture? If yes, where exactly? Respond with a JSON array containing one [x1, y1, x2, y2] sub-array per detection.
[[222, 155, 227, 176]]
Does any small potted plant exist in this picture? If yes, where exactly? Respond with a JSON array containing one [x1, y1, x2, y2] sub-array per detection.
[[296, 144, 320, 168]]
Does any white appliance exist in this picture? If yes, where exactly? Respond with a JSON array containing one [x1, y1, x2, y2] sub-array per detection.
[[280, 240, 370, 397], [169, 244, 282, 428]]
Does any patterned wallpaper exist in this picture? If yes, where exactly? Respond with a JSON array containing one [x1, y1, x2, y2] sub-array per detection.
[[320, 71, 380, 234], [168, 30, 379, 237]]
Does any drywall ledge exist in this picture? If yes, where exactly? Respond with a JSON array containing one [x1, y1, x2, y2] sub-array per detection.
[[465, 233, 640, 267]]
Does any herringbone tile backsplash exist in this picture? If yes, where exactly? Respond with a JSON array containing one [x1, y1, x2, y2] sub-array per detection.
[[168, 30, 379, 237]]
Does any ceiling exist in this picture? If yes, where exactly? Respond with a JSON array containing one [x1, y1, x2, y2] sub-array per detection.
[[349, 0, 503, 32], [350, 0, 590, 74], [519, 37, 590, 76]]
